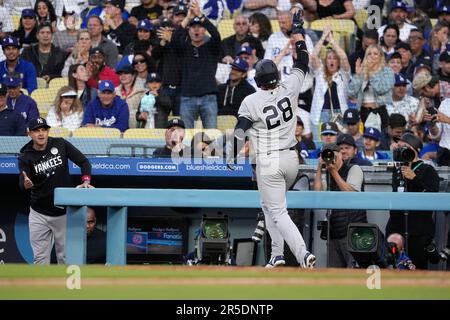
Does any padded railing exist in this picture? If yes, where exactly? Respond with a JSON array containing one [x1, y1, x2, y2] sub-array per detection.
[[54, 188, 450, 266]]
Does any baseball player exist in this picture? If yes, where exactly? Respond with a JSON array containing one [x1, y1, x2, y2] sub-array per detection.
[[231, 11, 315, 268]]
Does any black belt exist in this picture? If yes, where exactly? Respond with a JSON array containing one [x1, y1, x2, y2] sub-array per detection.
[[267, 146, 296, 155]]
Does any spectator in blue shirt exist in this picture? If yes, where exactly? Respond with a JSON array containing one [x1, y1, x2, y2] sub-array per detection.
[[358, 127, 391, 162], [82, 80, 130, 132], [3, 73, 39, 125], [0, 36, 38, 94], [0, 83, 26, 136]]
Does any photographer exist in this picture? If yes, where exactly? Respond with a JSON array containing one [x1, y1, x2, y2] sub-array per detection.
[[428, 98, 450, 166], [313, 143, 366, 268], [386, 133, 440, 269]]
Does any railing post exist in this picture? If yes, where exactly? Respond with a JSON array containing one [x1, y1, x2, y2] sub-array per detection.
[[106, 206, 128, 265], [65, 205, 87, 265]]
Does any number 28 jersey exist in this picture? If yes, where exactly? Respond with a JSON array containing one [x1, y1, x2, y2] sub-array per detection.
[[238, 68, 306, 155]]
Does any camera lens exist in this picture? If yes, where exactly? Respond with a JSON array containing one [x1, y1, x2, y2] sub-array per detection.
[[321, 148, 335, 163]]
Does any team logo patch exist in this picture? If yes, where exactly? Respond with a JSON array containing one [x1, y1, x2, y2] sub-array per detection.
[[51, 147, 58, 155]]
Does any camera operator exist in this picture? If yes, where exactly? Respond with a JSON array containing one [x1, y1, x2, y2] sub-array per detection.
[[313, 143, 367, 268], [386, 133, 440, 269], [428, 98, 450, 166]]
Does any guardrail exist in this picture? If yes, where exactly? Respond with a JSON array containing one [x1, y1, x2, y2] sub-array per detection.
[[54, 188, 450, 265]]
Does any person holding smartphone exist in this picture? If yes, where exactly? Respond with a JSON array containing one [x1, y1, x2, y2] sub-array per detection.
[[428, 98, 450, 166]]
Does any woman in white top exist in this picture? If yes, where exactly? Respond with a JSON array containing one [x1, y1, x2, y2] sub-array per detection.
[[46, 86, 84, 132], [310, 27, 351, 129], [61, 30, 92, 77]]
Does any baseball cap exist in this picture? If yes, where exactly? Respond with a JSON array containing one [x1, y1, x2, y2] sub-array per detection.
[[400, 132, 423, 153], [61, 90, 77, 97], [231, 57, 249, 72], [387, 52, 402, 61], [391, 1, 407, 12], [21, 8, 37, 18], [363, 127, 381, 141], [412, 72, 433, 91], [28, 117, 51, 131], [98, 80, 115, 92], [322, 142, 340, 153], [389, 113, 407, 128], [189, 16, 203, 27], [395, 42, 411, 52], [116, 64, 135, 74], [0, 84, 7, 96], [167, 118, 185, 129], [1, 36, 20, 49], [337, 133, 356, 148], [146, 72, 162, 83], [2, 74, 22, 87], [89, 47, 104, 56], [237, 45, 252, 56], [104, 0, 124, 11], [137, 19, 154, 32], [394, 73, 408, 86], [160, 17, 174, 28], [173, 4, 188, 16], [439, 5, 450, 14], [414, 63, 432, 75], [321, 122, 338, 135], [343, 109, 360, 125]]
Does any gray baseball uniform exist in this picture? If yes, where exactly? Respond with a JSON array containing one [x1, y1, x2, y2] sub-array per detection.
[[238, 68, 309, 265]]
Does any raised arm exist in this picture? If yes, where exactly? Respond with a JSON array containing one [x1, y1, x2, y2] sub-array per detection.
[[328, 32, 350, 72]]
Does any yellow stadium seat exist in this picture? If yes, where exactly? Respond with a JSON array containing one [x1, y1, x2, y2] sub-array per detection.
[[431, 19, 438, 27], [37, 77, 47, 89], [48, 77, 69, 89], [72, 127, 122, 138], [355, 9, 368, 30], [31, 87, 60, 118], [310, 19, 356, 52], [218, 19, 234, 39], [270, 20, 280, 33], [217, 115, 237, 132], [49, 127, 71, 138], [123, 128, 166, 140], [12, 15, 20, 30]]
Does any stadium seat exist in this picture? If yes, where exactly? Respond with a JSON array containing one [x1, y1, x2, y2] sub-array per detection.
[[355, 9, 368, 30], [184, 128, 224, 142], [12, 15, 20, 30], [72, 127, 122, 138], [49, 127, 71, 138], [31, 88, 60, 119], [123, 128, 167, 140], [217, 115, 237, 132], [270, 20, 280, 33], [48, 77, 69, 90], [37, 77, 48, 89], [310, 19, 356, 52], [218, 19, 234, 39], [431, 19, 438, 27]]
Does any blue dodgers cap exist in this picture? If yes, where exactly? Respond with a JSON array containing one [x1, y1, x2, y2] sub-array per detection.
[[2, 74, 22, 87], [439, 5, 450, 14], [231, 57, 249, 72], [98, 80, 115, 92], [237, 45, 252, 56], [391, 1, 407, 11], [1, 36, 20, 48], [363, 127, 381, 141], [137, 19, 154, 32], [320, 122, 338, 135], [394, 73, 408, 86], [21, 8, 37, 18]]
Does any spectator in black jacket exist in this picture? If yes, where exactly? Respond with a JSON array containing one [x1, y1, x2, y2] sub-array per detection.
[[171, 0, 221, 128], [21, 23, 66, 82], [221, 14, 264, 64], [104, 0, 137, 55], [217, 57, 255, 118], [18, 117, 93, 264], [12, 9, 38, 49], [0, 83, 26, 136], [387, 133, 440, 269]]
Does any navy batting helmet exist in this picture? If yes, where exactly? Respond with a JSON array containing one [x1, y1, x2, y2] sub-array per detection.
[[254, 59, 280, 88]]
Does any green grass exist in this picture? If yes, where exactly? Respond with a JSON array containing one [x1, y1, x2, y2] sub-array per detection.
[[1, 265, 449, 300]]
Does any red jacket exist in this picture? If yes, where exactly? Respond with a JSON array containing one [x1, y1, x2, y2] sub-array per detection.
[[87, 65, 120, 89]]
